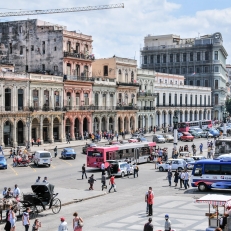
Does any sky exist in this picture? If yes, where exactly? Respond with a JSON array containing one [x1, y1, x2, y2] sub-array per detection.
[[1, 0, 231, 65]]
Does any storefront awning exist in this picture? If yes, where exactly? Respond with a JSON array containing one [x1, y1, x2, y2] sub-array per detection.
[[195, 194, 231, 206]]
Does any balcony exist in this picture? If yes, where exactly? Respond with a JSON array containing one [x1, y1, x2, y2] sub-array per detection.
[[64, 105, 138, 111], [63, 52, 95, 61], [117, 82, 139, 87], [64, 75, 95, 82], [156, 104, 212, 108], [138, 106, 156, 111], [0, 106, 31, 112], [137, 92, 157, 98]]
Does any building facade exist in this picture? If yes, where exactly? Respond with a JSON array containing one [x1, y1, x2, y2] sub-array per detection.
[[0, 19, 94, 76], [92, 56, 139, 133], [0, 70, 64, 147], [154, 72, 212, 126], [141, 33, 228, 119], [136, 69, 156, 132]]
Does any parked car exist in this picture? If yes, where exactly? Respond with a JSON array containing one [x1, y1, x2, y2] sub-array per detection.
[[0, 155, 7, 169], [61, 148, 76, 159], [188, 130, 201, 138], [131, 133, 144, 139], [138, 137, 148, 142], [163, 134, 174, 143], [128, 138, 139, 143], [207, 128, 220, 137], [178, 132, 183, 140], [34, 151, 52, 167], [153, 134, 165, 143], [180, 132, 194, 142], [191, 155, 206, 161], [82, 143, 97, 154], [181, 157, 195, 170], [215, 154, 231, 160], [158, 159, 186, 172], [108, 161, 134, 177]]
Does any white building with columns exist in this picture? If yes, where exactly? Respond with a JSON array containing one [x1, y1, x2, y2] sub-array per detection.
[[155, 72, 212, 127], [136, 69, 156, 132]]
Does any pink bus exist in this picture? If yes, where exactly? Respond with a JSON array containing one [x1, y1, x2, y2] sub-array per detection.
[[178, 120, 212, 133], [86, 142, 156, 168]]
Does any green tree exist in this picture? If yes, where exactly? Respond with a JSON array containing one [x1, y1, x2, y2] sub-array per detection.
[[225, 100, 231, 115]]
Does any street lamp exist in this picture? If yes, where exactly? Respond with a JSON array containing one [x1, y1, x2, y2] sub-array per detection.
[[223, 109, 228, 138], [26, 116, 31, 150], [173, 114, 178, 150]]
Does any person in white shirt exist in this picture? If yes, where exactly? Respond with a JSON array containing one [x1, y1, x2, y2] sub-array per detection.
[[2, 187, 7, 197], [58, 217, 68, 231], [183, 170, 190, 189], [22, 207, 30, 231], [127, 164, 131, 178], [101, 162, 105, 175], [13, 184, 20, 198]]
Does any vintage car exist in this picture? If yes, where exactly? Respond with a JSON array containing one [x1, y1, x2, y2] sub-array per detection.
[[163, 134, 174, 143], [180, 132, 194, 142], [61, 148, 76, 159]]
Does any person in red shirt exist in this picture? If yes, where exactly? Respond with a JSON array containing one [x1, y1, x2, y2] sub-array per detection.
[[108, 175, 117, 193], [147, 190, 154, 216]]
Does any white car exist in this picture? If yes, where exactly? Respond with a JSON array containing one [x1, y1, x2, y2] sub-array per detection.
[[158, 159, 186, 172]]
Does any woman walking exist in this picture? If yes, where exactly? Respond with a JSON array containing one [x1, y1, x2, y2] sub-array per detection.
[[9, 206, 16, 231], [174, 170, 179, 187], [88, 174, 96, 190], [73, 212, 83, 231], [32, 219, 41, 231]]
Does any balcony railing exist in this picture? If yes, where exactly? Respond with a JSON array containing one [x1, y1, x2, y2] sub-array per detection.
[[64, 52, 95, 60], [138, 106, 156, 111], [64, 75, 95, 82], [117, 82, 139, 87], [64, 105, 138, 111], [0, 106, 31, 112], [137, 92, 157, 97], [156, 104, 211, 108]]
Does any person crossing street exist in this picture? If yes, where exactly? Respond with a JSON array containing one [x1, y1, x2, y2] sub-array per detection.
[[82, 164, 87, 179], [108, 175, 117, 193]]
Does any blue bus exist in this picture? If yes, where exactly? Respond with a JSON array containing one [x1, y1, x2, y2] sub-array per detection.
[[191, 159, 231, 192]]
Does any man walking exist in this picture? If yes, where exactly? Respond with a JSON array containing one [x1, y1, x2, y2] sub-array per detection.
[[167, 170, 172, 187], [13, 184, 20, 198], [164, 214, 171, 231], [108, 175, 117, 193], [145, 187, 153, 214], [101, 161, 105, 175], [54, 146, 58, 157], [127, 164, 131, 178], [199, 143, 203, 154], [133, 164, 139, 178], [58, 217, 68, 231], [183, 170, 190, 189], [143, 218, 153, 231], [82, 164, 87, 179], [101, 172, 107, 191], [147, 189, 154, 216]]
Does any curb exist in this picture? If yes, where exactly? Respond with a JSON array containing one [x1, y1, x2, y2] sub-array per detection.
[[61, 192, 106, 206]]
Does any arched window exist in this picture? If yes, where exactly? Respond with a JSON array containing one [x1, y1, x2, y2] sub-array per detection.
[[131, 71, 134, 82], [5, 88, 11, 111], [66, 63, 71, 76], [76, 64, 80, 77], [67, 41, 71, 52], [76, 93, 80, 105]]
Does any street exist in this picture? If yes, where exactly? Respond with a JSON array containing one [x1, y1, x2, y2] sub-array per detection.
[[0, 135, 228, 231]]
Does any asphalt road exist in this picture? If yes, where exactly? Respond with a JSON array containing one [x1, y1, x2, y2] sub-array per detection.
[[1, 135, 227, 231]]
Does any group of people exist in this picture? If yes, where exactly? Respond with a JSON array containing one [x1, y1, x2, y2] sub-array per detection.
[[2, 184, 20, 199]]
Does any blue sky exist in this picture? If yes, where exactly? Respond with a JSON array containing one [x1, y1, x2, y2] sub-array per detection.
[[1, 0, 231, 65]]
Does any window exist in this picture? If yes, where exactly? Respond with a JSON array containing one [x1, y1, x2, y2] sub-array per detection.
[[182, 67, 186, 74], [180, 94, 182, 106], [205, 80, 209, 87], [33, 90, 39, 108], [169, 93, 171, 105], [215, 94, 218, 105], [189, 67, 193, 74], [215, 80, 218, 89], [54, 47, 57, 51], [208, 96, 210, 105], [42, 41, 45, 54], [204, 66, 209, 73], [54, 65, 58, 72], [84, 65, 88, 77], [54, 91, 60, 107], [163, 54, 166, 63], [214, 66, 219, 72], [205, 51, 209, 61], [144, 56, 147, 64], [176, 68, 180, 74], [221, 165, 231, 175], [190, 52, 193, 61], [31, 45, 34, 51], [174, 93, 177, 106], [190, 94, 193, 105], [200, 95, 202, 106], [163, 93, 166, 106], [43, 90, 49, 107], [185, 94, 188, 105], [76, 43, 80, 53], [54, 38, 56, 42], [197, 80, 200, 86], [204, 95, 206, 106], [66, 63, 71, 76], [197, 52, 200, 61], [76, 93, 80, 105], [183, 53, 186, 62], [165, 80, 167, 84], [157, 55, 160, 63], [196, 66, 200, 73], [204, 164, 220, 174], [42, 64, 45, 71], [214, 51, 218, 60], [9, 43, 12, 54], [157, 93, 159, 106], [5, 88, 11, 111], [195, 95, 197, 106], [170, 54, 173, 63], [169, 68, 172, 74], [150, 55, 153, 63], [176, 53, 180, 62], [189, 80, 193, 86], [67, 41, 71, 52], [103, 66, 108, 76], [84, 93, 89, 105], [76, 64, 80, 76], [20, 46, 23, 55], [25, 65, 28, 72], [162, 68, 166, 73]]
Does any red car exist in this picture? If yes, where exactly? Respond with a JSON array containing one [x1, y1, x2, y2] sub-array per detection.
[[180, 132, 194, 142]]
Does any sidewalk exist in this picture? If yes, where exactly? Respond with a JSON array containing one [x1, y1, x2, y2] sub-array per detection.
[[3, 133, 154, 154]]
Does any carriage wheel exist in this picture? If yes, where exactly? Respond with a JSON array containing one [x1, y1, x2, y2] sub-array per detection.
[[51, 198, 61, 214], [29, 206, 38, 219]]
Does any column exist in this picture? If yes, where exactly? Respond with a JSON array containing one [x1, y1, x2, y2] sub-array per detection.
[[159, 112, 162, 127], [113, 93, 117, 108], [40, 115, 43, 144], [62, 116, 65, 142], [24, 123, 28, 146], [70, 119, 75, 140], [106, 93, 110, 108], [80, 120, 83, 137], [114, 115, 118, 133], [0, 119, 3, 146], [13, 119, 17, 147], [40, 88, 43, 110], [98, 92, 102, 107], [98, 116, 102, 133], [49, 115, 54, 143], [0, 84, 3, 111], [50, 89, 54, 109], [106, 117, 109, 132], [13, 86, 16, 112]]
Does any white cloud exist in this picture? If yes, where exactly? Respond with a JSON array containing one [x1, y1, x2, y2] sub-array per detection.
[[1, 0, 231, 64]]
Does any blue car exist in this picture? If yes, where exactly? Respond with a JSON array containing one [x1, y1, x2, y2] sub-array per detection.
[[208, 128, 219, 137], [0, 155, 7, 169], [61, 148, 76, 159]]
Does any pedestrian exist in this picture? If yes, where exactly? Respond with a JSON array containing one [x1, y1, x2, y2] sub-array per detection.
[[101, 172, 107, 191], [145, 187, 153, 214], [183, 170, 190, 189], [22, 207, 30, 231], [4, 208, 11, 231], [147, 190, 154, 216], [13, 184, 20, 198], [73, 212, 83, 231], [2, 187, 7, 197], [143, 218, 153, 231], [179, 171, 184, 188], [164, 214, 171, 231], [58, 217, 68, 231], [108, 175, 117, 193], [116, 133, 119, 142], [88, 174, 96, 190], [43, 177, 48, 183], [193, 147, 197, 156], [37, 138, 40, 147], [133, 163, 139, 178], [153, 155, 157, 169], [9, 205, 16, 231], [167, 170, 172, 186], [9, 149, 13, 158], [32, 218, 41, 231], [36, 176, 41, 183], [82, 164, 87, 179], [101, 162, 105, 175], [127, 163, 131, 178], [31, 139, 34, 147], [54, 146, 58, 157], [174, 170, 179, 187], [199, 143, 203, 154]]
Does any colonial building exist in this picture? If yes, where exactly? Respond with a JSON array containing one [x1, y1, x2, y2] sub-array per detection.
[[154, 72, 212, 126], [0, 19, 94, 76], [92, 56, 139, 133], [141, 33, 228, 119], [136, 69, 156, 131], [0, 68, 64, 147]]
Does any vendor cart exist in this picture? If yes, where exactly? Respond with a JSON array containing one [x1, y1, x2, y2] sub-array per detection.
[[195, 194, 231, 230]]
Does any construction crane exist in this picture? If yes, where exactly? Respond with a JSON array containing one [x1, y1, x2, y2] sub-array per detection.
[[0, 3, 124, 17]]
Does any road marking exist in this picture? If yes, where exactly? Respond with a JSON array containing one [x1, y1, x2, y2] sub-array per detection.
[[30, 165, 37, 172], [61, 159, 72, 166], [9, 165, 18, 176]]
